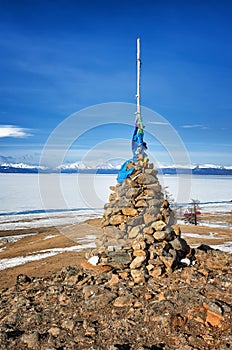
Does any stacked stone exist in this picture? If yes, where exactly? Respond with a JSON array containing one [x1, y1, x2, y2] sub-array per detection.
[[88, 162, 193, 284]]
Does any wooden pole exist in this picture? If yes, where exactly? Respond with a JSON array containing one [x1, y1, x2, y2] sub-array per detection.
[[136, 38, 141, 115]]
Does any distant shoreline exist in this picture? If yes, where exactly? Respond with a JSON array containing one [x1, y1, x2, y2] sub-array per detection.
[[0, 168, 232, 175]]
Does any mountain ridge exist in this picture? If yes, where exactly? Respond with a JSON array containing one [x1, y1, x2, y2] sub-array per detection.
[[0, 162, 231, 175]]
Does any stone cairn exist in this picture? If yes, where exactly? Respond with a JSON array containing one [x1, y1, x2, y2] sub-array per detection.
[[85, 161, 194, 285]]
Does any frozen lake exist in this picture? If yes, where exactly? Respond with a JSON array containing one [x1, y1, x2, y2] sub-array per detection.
[[0, 173, 231, 230]]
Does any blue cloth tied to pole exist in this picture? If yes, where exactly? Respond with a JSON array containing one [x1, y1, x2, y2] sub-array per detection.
[[117, 114, 148, 184], [117, 159, 135, 184]]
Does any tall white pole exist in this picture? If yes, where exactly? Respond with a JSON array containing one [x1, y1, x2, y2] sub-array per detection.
[[136, 38, 141, 115]]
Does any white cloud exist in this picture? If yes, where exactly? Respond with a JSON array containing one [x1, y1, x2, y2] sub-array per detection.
[[0, 125, 32, 138], [180, 124, 208, 130], [147, 121, 168, 125]]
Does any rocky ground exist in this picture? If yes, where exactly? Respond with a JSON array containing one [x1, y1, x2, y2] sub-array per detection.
[[0, 162, 231, 349], [0, 243, 231, 350], [0, 221, 231, 349]]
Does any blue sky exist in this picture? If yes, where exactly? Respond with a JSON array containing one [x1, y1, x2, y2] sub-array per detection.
[[0, 0, 231, 167]]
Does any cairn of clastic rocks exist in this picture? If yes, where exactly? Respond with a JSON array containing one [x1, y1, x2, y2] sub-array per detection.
[[85, 161, 194, 284]]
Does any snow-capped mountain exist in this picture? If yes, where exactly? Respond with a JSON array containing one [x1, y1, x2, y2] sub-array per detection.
[[0, 161, 231, 175], [0, 163, 47, 173], [1, 162, 46, 170], [58, 161, 122, 171]]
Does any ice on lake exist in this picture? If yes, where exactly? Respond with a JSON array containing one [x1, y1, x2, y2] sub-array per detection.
[[0, 173, 231, 230]]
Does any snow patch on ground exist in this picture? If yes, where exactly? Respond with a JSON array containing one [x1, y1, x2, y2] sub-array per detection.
[[209, 243, 232, 254], [76, 235, 96, 243], [182, 233, 227, 239], [0, 210, 103, 231], [0, 242, 96, 271], [43, 234, 59, 240], [0, 233, 37, 243]]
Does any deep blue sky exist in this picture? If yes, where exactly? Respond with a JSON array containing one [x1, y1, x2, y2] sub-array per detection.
[[0, 0, 231, 166]]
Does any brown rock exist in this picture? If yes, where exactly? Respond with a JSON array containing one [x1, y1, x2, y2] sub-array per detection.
[[135, 199, 147, 207], [125, 187, 141, 199], [113, 295, 134, 307], [127, 215, 144, 226], [206, 309, 223, 327], [48, 327, 61, 336], [136, 173, 155, 185], [148, 198, 162, 207], [103, 226, 122, 238], [128, 226, 141, 239], [133, 249, 146, 257], [95, 292, 117, 308], [157, 213, 164, 221], [130, 256, 146, 269], [101, 218, 110, 227], [108, 251, 131, 265], [130, 269, 145, 284], [85, 326, 96, 336], [106, 239, 122, 248], [81, 259, 112, 272], [146, 264, 154, 271], [144, 233, 155, 244], [61, 319, 75, 331], [109, 214, 125, 225], [143, 189, 155, 196], [162, 200, 169, 208], [118, 271, 129, 279], [153, 230, 167, 241], [21, 332, 39, 348], [109, 193, 117, 201], [173, 225, 181, 236], [170, 237, 190, 253], [151, 220, 166, 231], [118, 222, 127, 231], [171, 314, 186, 328], [58, 294, 71, 305], [122, 207, 138, 216], [143, 227, 154, 235], [132, 239, 146, 250], [82, 285, 99, 300], [160, 250, 177, 270], [108, 273, 120, 286], [144, 213, 156, 225], [146, 181, 161, 188], [145, 168, 157, 175], [145, 293, 152, 300], [165, 211, 176, 225], [148, 266, 163, 278]]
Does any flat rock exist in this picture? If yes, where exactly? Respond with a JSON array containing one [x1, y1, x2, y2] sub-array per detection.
[[122, 207, 138, 216], [130, 255, 146, 269], [153, 230, 167, 241], [128, 225, 142, 239], [113, 295, 134, 307], [171, 237, 190, 253], [151, 220, 166, 231], [127, 215, 144, 227], [109, 214, 125, 225], [143, 213, 156, 225]]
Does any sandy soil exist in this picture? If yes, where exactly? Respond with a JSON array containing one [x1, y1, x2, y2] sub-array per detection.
[[0, 214, 231, 289]]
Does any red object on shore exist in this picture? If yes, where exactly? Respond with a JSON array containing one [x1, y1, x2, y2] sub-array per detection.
[[184, 211, 201, 217]]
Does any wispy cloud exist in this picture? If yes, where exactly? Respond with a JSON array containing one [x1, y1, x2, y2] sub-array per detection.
[[0, 125, 32, 138], [180, 124, 208, 130], [147, 121, 169, 125]]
